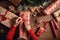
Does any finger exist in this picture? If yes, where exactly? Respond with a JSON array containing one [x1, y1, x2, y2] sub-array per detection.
[[16, 17, 22, 24]]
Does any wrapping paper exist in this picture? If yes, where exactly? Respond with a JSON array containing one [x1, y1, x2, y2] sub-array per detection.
[[19, 23, 28, 40], [9, 0, 22, 6], [53, 19, 59, 29], [19, 11, 30, 40], [36, 27, 45, 36], [44, 0, 60, 15], [53, 9, 60, 21], [0, 6, 18, 28], [50, 20, 58, 38]]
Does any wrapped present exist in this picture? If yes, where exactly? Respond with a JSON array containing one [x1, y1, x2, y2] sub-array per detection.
[[50, 20, 58, 38], [9, 0, 22, 6], [53, 19, 59, 29], [36, 27, 45, 36], [28, 6, 37, 13], [0, 6, 18, 28], [19, 11, 30, 40], [53, 9, 60, 21], [19, 11, 38, 40], [19, 23, 28, 40], [43, 0, 60, 15]]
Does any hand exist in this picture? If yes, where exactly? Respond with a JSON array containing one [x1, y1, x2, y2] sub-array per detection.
[[20, 11, 31, 30], [14, 17, 23, 27], [20, 11, 30, 25]]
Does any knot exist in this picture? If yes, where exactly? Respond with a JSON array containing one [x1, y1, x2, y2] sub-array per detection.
[[0, 10, 8, 22], [20, 14, 30, 22], [0, 15, 7, 21]]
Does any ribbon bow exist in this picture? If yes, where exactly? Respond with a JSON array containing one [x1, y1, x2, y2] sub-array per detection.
[[17, 11, 30, 25], [0, 11, 9, 22]]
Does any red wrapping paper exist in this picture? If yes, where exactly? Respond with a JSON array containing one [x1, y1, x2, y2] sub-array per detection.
[[44, 0, 60, 15], [19, 11, 38, 40], [50, 20, 58, 38], [19, 11, 30, 40], [36, 27, 45, 36], [53, 19, 59, 29]]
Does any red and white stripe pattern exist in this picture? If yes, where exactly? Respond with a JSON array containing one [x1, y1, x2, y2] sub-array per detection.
[[19, 11, 38, 40], [50, 20, 58, 38], [36, 27, 45, 36], [44, 0, 60, 15]]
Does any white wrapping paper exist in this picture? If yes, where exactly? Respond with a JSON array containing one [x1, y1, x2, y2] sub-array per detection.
[[0, 6, 18, 28]]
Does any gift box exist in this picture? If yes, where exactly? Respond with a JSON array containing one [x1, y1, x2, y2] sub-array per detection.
[[28, 6, 37, 13], [9, 0, 22, 6], [44, 0, 60, 15], [0, 6, 18, 28], [18, 11, 31, 40], [50, 20, 58, 38], [53, 9, 60, 22], [36, 27, 45, 36]]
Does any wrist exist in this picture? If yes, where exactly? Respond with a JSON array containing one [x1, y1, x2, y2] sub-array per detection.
[[25, 24, 31, 30], [27, 26, 31, 31], [14, 23, 19, 27], [12, 25, 16, 27]]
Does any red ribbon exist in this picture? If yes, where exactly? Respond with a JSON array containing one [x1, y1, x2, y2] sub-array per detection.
[[0, 11, 8, 22], [20, 14, 29, 22], [43, 21, 48, 29]]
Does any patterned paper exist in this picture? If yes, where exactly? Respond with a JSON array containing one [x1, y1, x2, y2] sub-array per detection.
[[0, 6, 18, 28], [44, 0, 60, 15]]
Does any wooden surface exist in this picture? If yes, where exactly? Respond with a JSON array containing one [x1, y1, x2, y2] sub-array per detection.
[[31, 15, 60, 40], [0, 1, 60, 40]]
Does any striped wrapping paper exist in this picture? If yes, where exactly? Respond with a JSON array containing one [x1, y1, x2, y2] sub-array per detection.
[[44, 0, 60, 15], [18, 11, 30, 40]]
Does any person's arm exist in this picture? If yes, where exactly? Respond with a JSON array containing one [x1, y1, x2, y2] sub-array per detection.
[[6, 17, 22, 40], [20, 11, 38, 40], [29, 29, 38, 40], [6, 25, 16, 40], [25, 24, 38, 40]]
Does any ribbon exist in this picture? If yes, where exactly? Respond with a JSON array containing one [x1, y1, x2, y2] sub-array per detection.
[[20, 14, 30, 22], [0, 11, 9, 22], [19, 11, 31, 40], [43, 21, 49, 29]]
